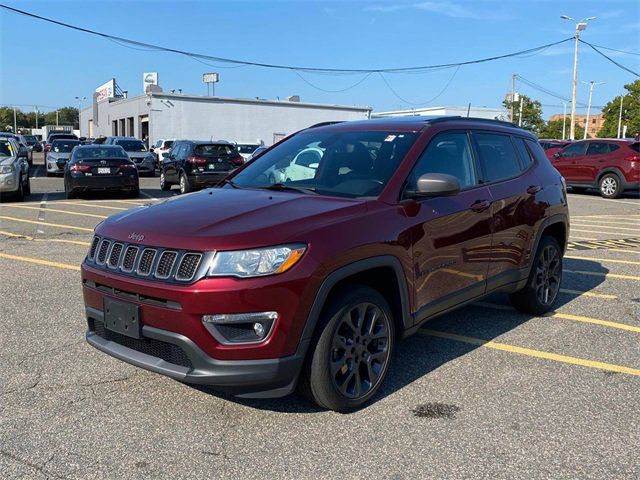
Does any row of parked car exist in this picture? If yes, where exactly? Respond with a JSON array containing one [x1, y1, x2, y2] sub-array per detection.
[[539, 137, 640, 198]]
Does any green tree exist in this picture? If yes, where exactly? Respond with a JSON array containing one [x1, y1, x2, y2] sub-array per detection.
[[599, 80, 640, 138], [43, 106, 79, 127], [0, 106, 29, 131], [539, 118, 585, 140], [503, 95, 545, 133]]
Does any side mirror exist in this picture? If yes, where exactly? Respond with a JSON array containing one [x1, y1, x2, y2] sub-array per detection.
[[553, 152, 562, 158], [414, 173, 460, 198]]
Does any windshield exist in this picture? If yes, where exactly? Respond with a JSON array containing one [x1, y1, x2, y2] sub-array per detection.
[[52, 140, 80, 153], [237, 144, 259, 154], [230, 130, 418, 198], [24, 135, 38, 144], [116, 139, 147, 152], [0, 139, 14, 157], [73, 146, 128, 160], [48, 134, 77, 142]]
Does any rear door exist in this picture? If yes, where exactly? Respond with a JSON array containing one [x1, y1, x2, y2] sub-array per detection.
[[583, 142, 613, 182], [553, 142, 588, 182], [165, 142, 182, 181], [407, 130, 493, 316], [472, 132, 544, 285]]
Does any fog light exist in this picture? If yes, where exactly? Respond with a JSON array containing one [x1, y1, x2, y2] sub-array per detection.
[[202, 312, 277, 345]]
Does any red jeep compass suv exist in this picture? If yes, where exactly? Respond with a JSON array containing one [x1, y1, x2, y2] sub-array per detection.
[[551, 138, 640, 198], [83, 117, 569, 411]]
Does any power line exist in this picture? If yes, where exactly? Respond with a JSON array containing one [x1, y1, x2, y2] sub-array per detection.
[[585, 42, 640, 57], [580, 40, 640, 77], [378, 66, 461, 106], [0, 3, 574, 75]]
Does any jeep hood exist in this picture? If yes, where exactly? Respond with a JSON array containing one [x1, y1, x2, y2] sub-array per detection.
[[96, 188, 366, 250]]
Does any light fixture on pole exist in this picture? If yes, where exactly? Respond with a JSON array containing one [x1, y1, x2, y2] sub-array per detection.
[[582, 81, 605, 139], [560, 15, 596, 140]]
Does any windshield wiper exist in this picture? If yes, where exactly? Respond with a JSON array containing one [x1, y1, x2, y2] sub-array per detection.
[[260, 183, 317, 194], [223, 178, 242, 189]]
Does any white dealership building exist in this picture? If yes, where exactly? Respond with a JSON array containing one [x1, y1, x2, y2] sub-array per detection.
[[79, 77, 372, 147]]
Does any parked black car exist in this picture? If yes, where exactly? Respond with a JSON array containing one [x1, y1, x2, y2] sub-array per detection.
[[24, 135, 43, 152], [160, 140, 244, 194], [64, 145, 139, 199]]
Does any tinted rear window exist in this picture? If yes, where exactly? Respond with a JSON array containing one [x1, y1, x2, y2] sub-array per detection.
[[237, 144, 259, 154], [631, 143, 639, 153], [48, 134, 77, 141], [116, 140, 147, 152], [73, 146, 128, 160], [195, 144, 237, 156], [474, 133, 523, 182], [51, 140, 80, 153], [164, 140, 174, 148]]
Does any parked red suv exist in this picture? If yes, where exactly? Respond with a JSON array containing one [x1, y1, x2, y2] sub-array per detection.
[[539, 139, 571, 161], [83, 117, 569, 411], [551, 139, 640, 198]]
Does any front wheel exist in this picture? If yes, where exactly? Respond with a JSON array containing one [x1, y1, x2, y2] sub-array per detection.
[[14, 175, 24, 202], [599, 173, 622, 199], [179, 172, 191, 194], [299, 285, 394, 412], [160, 171, 171, 191], [509, 236, 562, 315]]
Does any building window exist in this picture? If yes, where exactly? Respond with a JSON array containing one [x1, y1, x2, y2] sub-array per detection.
[[127, 117, 134, 136], [112, 120, 118, 136]]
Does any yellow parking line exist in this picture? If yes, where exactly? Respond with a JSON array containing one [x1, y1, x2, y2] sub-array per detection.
[[607, 249, 640, 254], [0, 216, 93, 232], [571, 219, 640, 226], [419, 329, 640, 376], [52, 201, 127, 211], [0, 230, 91, 246], [571, 229, 620, 235], [572, 224, 640, 233], [565, 255, 640, 266], [0, 253, 80, 271], [476, 302, 640, 333], [4, 204, 108, 219], [569, 236, 599, 241], [564, 269, 640, 281], [559, 289, 617, 299], [572, 214, 640, 219]]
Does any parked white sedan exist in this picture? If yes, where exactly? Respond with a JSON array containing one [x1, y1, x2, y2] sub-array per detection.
[[267, 147, 322, 183]]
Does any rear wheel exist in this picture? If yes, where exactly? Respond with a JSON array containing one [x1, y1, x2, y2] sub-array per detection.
[[14, 175, 24, 202], [128, 187, 140, 198], [160, 171, 171, 191], [64, 179, 75, 199], [299, 285, 394, 412], [179, 172, 191, 194], [24, 175, 30, 196], [598, 173, 622, 199], [509, 236, 562, 315], [570, 186, 588, 193]]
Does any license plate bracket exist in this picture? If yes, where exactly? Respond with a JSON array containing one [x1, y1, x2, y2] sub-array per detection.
[[104, 298, 142, 339]]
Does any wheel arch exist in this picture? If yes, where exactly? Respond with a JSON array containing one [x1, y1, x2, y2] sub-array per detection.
[[596, 167, 624, 184]]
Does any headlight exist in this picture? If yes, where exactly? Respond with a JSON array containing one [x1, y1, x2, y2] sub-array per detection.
[[208, 244, 306, 278], [0, 165, 15, 174]]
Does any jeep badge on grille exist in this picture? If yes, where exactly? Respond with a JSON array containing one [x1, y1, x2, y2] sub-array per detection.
[[128, 232, 145, 242]]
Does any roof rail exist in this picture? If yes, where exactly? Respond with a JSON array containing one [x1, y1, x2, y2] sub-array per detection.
[[308, 121, 345, 129], [428, 116, 517, 128]]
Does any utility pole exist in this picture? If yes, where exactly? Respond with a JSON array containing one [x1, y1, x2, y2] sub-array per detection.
[[511, 74, 516, 122], [582, 80, 605, 139], [561, 15, 596, 140], [56, 110, 59, 127], [562, 102, 567, 140], [35, 106, 39, 129], [617, 95, 625, 138], [518, 96, 524, 127], [13, 106, 17, 133]]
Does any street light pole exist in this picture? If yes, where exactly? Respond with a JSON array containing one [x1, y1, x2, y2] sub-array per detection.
[[562, 102, 567, 140], [561, 15, 596, 140], [617, 94, 625, 138], [13, 106, 17, 133], [582, 80, 605, 139], [511, 74, 516, 122]]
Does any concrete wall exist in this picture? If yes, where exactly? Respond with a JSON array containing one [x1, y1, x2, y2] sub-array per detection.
[[81, 94, 371, 146]]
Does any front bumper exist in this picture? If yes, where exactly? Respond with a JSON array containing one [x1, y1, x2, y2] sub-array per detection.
[[86, 307, 306, 397]]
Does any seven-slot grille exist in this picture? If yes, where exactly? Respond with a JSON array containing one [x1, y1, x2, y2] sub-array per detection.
[[86, 236, 204, 283]]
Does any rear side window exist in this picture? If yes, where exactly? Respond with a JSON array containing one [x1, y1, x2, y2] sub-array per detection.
[[474, 133, 522, 183], [409, 132, 477, 189], [525, 139, 549, 164], [631, 143, 640, 153], [586, 142, 610, 155], [608, 144, 620, 153], [513, 137, 533, 166]]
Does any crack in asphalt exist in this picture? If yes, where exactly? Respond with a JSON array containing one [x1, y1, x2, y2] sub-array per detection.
[[0, 448, 66, 480]]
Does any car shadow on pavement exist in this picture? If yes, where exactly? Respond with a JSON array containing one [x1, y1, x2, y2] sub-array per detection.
[[191, 261, 609, 413]]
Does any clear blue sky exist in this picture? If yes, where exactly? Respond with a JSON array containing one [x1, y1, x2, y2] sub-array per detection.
[[1, 0, 638, 118]]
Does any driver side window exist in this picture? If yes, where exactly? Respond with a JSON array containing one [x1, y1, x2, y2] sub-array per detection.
[[408, 131, 477, 191]]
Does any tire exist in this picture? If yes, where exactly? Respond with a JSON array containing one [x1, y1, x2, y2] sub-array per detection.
[[24, 175, 30, 197], [148, 169, 155, 178], [129, 187, 140, 198], [509, 236, 562, 316], [179, 172, 191, 194], [46, 171, 53, 177], [598, 173, 622, 199], [160, 171, 171, 191], [299, 285, 395, 412], [570, 186, 588, 193], [14, 175, 24, 202], [64, 179, 75, 199]]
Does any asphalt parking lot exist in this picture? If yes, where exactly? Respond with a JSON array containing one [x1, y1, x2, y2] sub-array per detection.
[[1, 153, 639, 479]]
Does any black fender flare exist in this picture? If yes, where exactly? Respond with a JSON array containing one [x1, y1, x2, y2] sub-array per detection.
[[530, 213, 570, 260], [298, 255, 412, 349], [596, 167, 625, 185]]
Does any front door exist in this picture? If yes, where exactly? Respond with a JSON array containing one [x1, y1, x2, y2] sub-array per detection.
[[552, 142, 588, 182], [406, 131, 492, 318]]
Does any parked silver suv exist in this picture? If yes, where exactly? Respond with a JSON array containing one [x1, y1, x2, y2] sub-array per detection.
[[0, 136, 31, 201], [104, 136, 156, 176]]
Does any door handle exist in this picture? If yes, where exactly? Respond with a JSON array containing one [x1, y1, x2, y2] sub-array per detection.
[[527, 185, 543, 195], [470, 199, 491, 213]]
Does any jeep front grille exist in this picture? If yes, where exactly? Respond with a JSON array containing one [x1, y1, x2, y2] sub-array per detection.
[[85, 236, 206, 284]]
